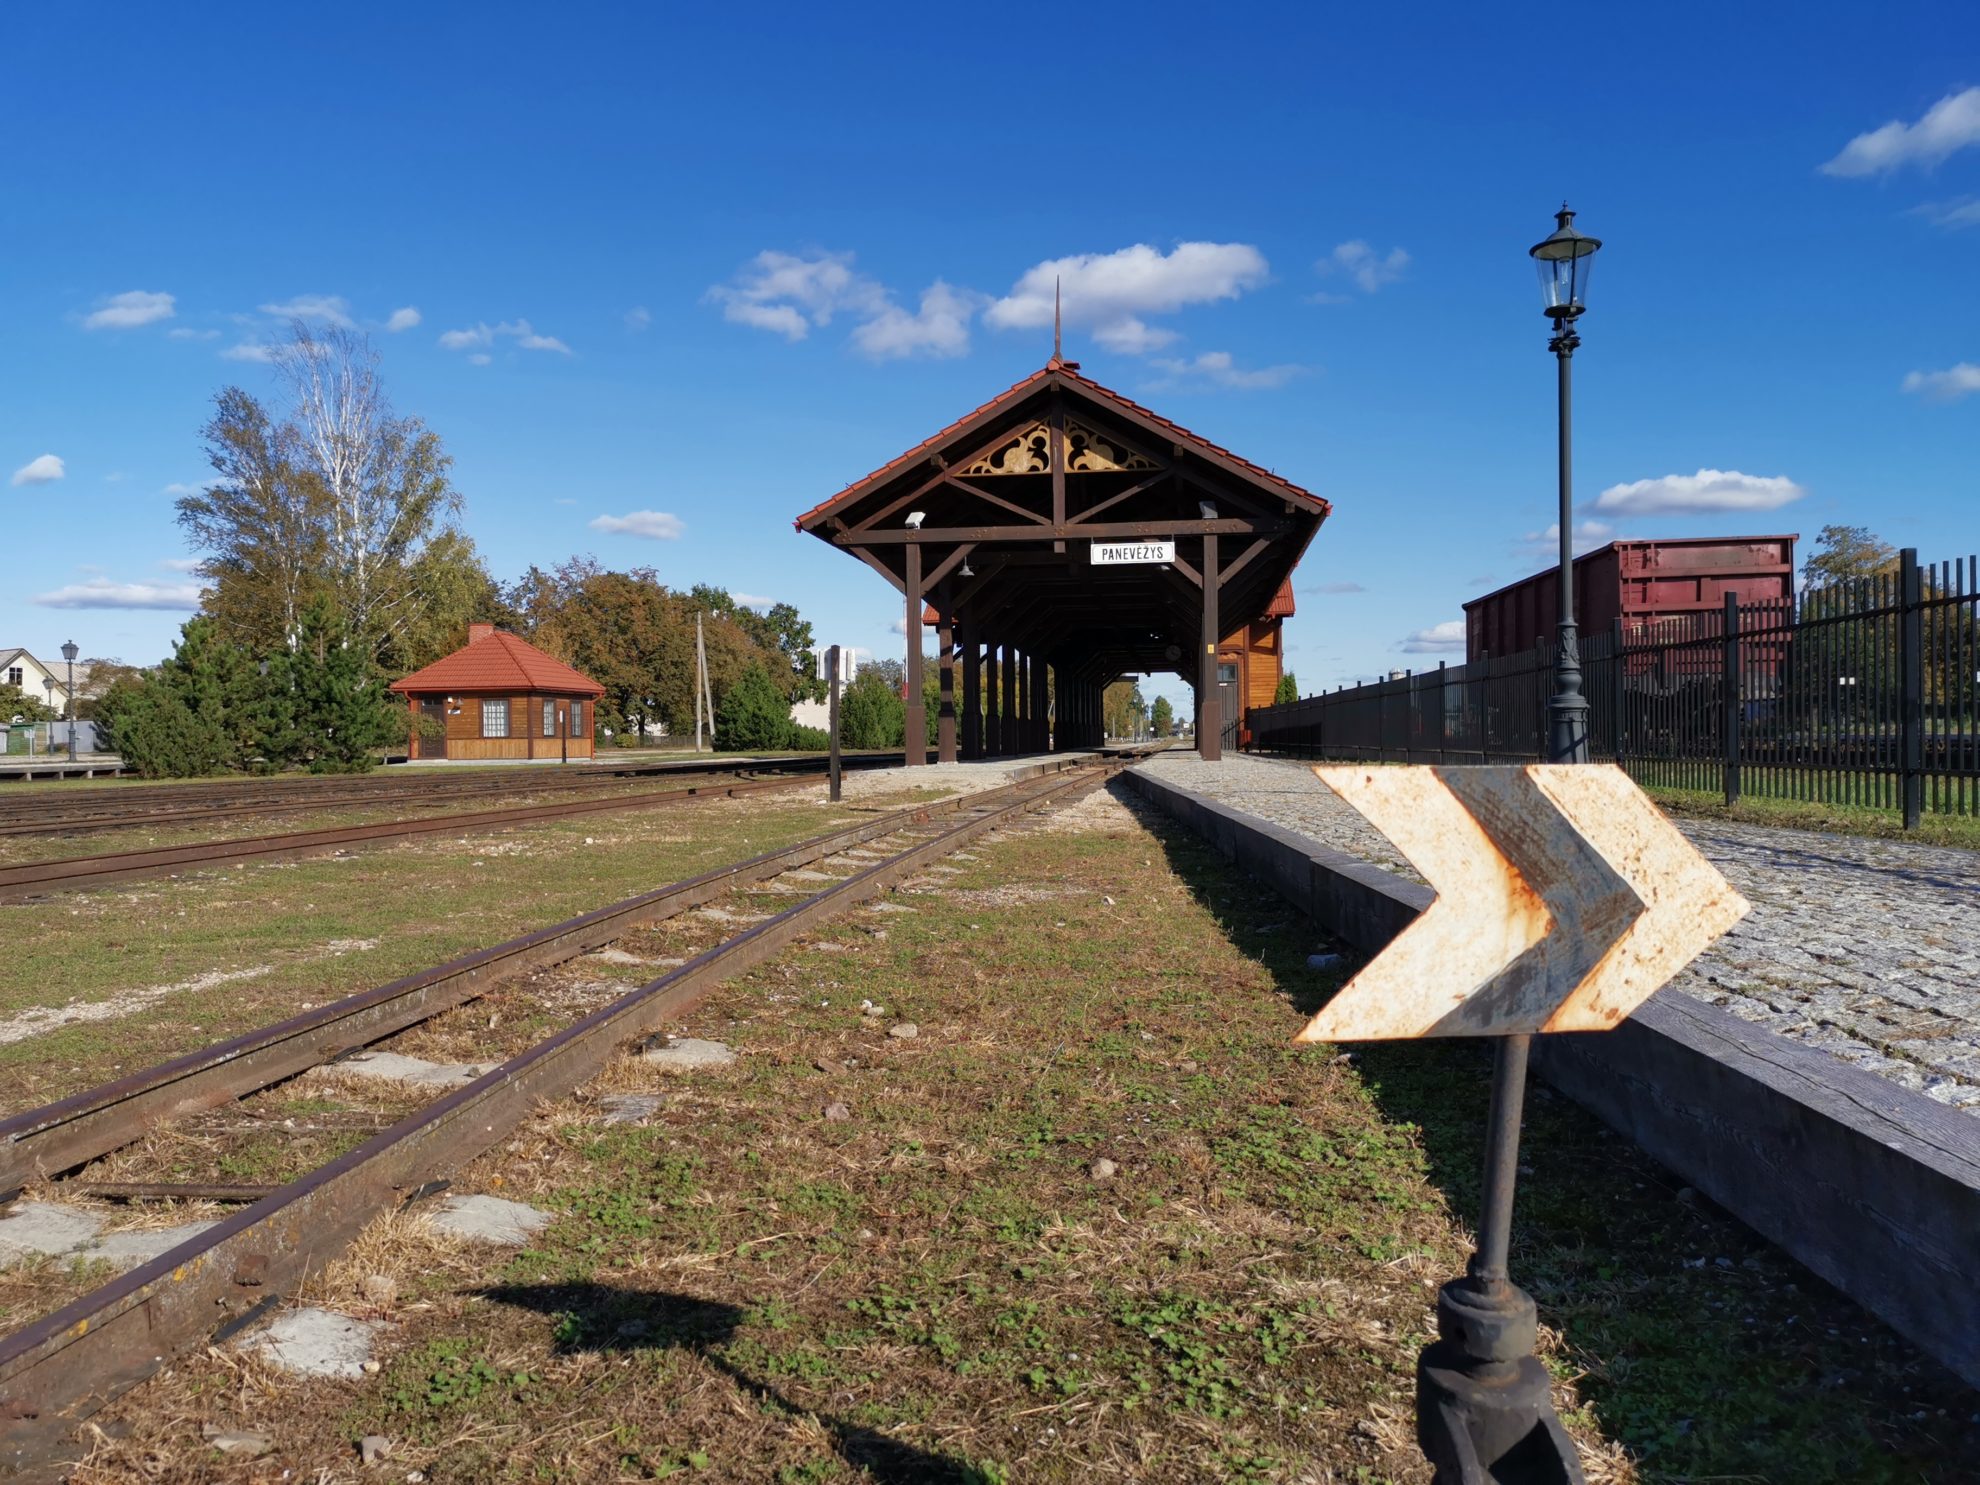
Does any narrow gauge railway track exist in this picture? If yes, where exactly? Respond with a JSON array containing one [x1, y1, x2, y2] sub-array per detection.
[[0, 769, 845, 902], [0, 753, 901, 838], [0, 757, 1122, 1469]]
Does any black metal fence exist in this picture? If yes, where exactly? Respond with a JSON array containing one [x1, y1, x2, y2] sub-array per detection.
[[1248, 547, 1980, 826]]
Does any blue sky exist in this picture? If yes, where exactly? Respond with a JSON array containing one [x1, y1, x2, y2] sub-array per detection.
[[4, 2, 1977, 713]]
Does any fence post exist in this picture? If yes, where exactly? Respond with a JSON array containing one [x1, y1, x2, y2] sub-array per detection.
[[1723, 592, 1741, 806], [1437, 661, 1448, 764], [1610, 617, 1626, 769], [1900, 547, 1923, 830]]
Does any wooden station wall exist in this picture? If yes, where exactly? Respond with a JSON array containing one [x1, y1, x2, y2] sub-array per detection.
[[407, 692, 595, 761]]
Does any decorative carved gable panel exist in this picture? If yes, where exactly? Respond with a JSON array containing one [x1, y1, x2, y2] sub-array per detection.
[[961, 419, 1160, 476]]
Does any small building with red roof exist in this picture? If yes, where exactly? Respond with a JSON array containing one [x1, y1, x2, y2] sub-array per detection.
[[389, 623, 605, 762]]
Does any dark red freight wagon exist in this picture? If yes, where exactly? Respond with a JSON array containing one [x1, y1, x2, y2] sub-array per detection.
[[1464, 535, 1797, 662]]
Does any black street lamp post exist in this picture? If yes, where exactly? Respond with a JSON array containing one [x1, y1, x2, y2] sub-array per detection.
[[1530, 205, 1601, 765], [1411, 209, 1605, 1485], [60, 641, 79, 760]]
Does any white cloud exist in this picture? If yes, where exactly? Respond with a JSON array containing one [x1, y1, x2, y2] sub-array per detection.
[[160, 481, 209, 498], [1319, 240, 1410, 293], [850, 280, 977, 360], [260, 294, 354, 327], [590, 510, 684, 540], [1901, 362, 1980, 402], [1400, 620, 1466, 654], [731, 592, 776, 610], [1822, 87, 1980, 177], [83, 290, 175, 330], [707, 250, 889, 342], [709, 250, 980, 360], [1092, 317, 1178, 354], [985, 242, 1269, 354], [1302, 581, 1366, 595], [31, 577, 201, 610], [1912, 197, 1980, 229], [887, 616, 909, 636], [1591, 469, 1806, 515], [1148, 350, 1305, 390], [624, 306, 652, 331], [385, 306, 422, 332], [11, 454, 65, 487], [1522, 518, 1617, 556], [159, 557, 203, 572], [439, 319, 571, 356], [167, 326, 220, 341], [468, 352, 493, 366], [221, 341, 275, 363]]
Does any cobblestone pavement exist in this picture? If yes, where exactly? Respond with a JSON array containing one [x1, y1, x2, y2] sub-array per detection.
[[1135, 752, 1980, 1113]]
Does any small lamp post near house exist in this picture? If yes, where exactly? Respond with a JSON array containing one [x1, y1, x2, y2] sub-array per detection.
[[1529, 204, 1601, 766], [42, 679, 55, 754], [61, 641, 79, 759]]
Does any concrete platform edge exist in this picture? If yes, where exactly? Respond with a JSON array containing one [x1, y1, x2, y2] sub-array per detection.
[[1122, 765, 1980, 1388]]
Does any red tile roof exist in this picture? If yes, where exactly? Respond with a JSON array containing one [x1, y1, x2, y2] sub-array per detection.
[[794, 360, 1329, 530], [389, 629, 604, 698], [1265, 579, 1295, 619]]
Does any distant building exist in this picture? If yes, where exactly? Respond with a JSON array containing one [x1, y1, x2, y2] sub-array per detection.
[[0, 648, 91, 710], [389, 624, 605, 762]]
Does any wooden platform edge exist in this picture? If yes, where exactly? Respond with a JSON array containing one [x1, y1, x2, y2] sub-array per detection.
[[1120, 765, 1980, 1389]]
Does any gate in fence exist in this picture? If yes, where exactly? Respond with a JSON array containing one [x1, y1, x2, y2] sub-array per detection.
[[1250, 548, 1980, 826]]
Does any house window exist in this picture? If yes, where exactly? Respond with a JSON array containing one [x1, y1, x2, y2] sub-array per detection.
[[5, 668, 20, 687], [543, 699, 556, 736], [481, 699, 510, 738], [1217, 663, 1240, 686], [571, 701, 585, 736]]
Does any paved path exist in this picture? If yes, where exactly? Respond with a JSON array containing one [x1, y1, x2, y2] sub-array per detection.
[[1136, 753, 1980, 1113]]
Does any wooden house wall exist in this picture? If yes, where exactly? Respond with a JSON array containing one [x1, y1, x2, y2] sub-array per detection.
[[405, 691, 595, 761]]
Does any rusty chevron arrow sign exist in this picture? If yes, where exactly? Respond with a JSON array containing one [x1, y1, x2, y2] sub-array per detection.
[[1294, 763, 1751, 1042]]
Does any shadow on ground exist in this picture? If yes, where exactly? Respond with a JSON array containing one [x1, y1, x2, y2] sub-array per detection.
[[474, 1282, 997, 1484], [1122, 777, 1980, 1485]]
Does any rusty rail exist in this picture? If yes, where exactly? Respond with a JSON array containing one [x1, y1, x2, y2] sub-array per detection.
[[0, 752, 905, 838], [0, 757, 1121, 1468]]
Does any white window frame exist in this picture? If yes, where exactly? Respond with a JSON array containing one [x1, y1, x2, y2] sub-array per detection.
[[543, 699, 557, 736], [481, 699, 510, 738]]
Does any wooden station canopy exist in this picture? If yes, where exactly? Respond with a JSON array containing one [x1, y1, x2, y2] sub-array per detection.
[[796, 357, 1330, 762]]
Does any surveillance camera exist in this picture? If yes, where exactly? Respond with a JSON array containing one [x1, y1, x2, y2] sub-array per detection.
[[905, 511, 926, 529]]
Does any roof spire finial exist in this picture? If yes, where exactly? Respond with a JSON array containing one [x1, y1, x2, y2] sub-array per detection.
[[1052, 276, 1062, 365]]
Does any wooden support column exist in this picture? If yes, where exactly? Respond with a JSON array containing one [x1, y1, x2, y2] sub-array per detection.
[[1000, 644, 1015, 755], [936, 587, 957, 765], [985, 643, 1001, 757], [904, 541, 926, 766], [1015, 649, 1028, 755], [959, 616, 979, 761], [1200, 531, 1222, 761]]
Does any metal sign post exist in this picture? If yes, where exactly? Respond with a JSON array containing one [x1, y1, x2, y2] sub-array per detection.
[[826, 646, 843, 803], [1298, 763, 1749, 1485]]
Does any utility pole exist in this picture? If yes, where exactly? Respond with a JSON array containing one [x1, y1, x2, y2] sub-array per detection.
[[693, 613, 708, 753], [699, 615, 715, 752]]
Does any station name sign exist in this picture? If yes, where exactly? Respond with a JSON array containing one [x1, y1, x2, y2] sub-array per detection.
[[1090, 539, 1176, 566]]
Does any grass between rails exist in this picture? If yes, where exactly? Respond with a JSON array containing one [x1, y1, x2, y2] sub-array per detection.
[[1635, 785, 1980, 851], [0, 786, 948, 1111], [70, 788, 1977, 1483], [0, 775, 785, 869]]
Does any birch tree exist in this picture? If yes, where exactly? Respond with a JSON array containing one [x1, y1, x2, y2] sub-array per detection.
[[177, 387, 327, 651], [273, 322, 460, 655]]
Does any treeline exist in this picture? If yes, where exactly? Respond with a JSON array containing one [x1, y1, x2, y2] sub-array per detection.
[[106, 322, 829, 777]]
